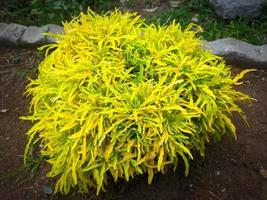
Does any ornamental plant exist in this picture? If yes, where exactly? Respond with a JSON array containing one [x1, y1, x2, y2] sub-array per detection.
[[22, 10, 253, 195]]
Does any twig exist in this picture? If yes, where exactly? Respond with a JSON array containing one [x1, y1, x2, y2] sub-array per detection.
[[209, 191, 222, 200]]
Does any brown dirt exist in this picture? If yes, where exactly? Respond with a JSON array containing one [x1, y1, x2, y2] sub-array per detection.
[[0, 47, 267, 200]]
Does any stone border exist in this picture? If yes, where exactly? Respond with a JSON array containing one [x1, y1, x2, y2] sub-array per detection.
[[204, 38, 267, 69], [0, 23, 266, 69], [0, 23, 63, 47]]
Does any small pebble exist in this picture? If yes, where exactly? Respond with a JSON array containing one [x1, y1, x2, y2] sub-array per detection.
[[0, 109, 9, 113], [215, 170, 221, 176], [260, 169, 267, 179], [191, 17, 199, 23], [230, 158, 238, 165], [43, 186, 53, 195]]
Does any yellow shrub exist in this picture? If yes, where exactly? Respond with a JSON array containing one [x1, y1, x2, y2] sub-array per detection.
[[22, 10, 253, 194]]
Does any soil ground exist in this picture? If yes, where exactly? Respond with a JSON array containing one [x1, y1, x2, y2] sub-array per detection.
[[0, 46, 267, 200]]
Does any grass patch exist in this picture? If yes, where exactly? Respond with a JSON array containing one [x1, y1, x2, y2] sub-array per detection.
[[0, 145, 44, 185], [0, 0, 266, 45], [0, 0, 117, 26], [15, 67, 38, 79], [147, 0, 267, 45]]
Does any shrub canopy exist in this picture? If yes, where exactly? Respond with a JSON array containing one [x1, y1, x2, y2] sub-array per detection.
[[23, 10, 253, 194]]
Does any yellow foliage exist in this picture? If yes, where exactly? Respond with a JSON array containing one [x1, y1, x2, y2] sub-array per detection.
[[23, 9, 254, 195]]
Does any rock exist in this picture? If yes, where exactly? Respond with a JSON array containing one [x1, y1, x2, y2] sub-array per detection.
[[0, 22, 8, 31], [203, 38, 267, 69], [20, 25, 49, 47], [209, 0, 263, 19], [0, 23, 27, 46], [47, 24, 64, 34], [0, 23, 64, 46], [46, 24, 64, 43]]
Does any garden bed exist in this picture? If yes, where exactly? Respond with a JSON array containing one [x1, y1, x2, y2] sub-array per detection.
[[0, 47, 267, 200]]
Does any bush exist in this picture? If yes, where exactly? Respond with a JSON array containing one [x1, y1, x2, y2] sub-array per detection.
[[23, 10, 253, 194]]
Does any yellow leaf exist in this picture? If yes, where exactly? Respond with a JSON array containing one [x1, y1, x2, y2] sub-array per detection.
[[157, 147, 164, 171], [147, 167, 154, 184], [105, 142, 115, 161]]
